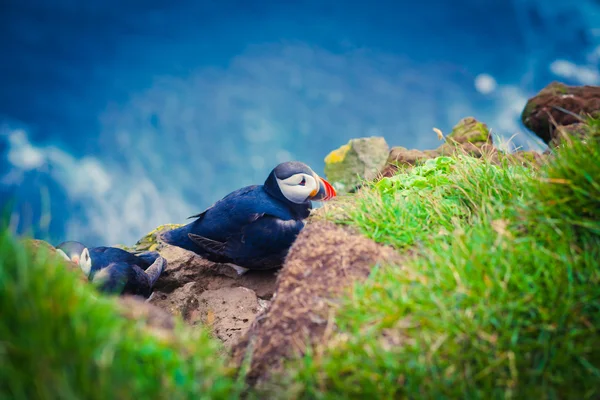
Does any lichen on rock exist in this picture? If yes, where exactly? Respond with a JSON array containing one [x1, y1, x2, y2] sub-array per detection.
[[323, 136, 390, 193], [129, 223, 184, 253]]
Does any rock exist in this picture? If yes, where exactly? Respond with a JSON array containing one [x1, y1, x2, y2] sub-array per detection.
[[125, 223, 185, 253], [387, 147, 436, 166], [549, 122, 593, 147], [150, 243, 217, 292], [521, 81, 600, 145], [382, 147, 440, 177], [436, 117, 494, 158], [445, 117, 492, 146], [230, 221, 402, 385], [150, 284, 270, 348], [380, 117, 496, 178], [509, 150, 547, 167], [323, 137, 390, 193], [377, 116, 548, 179], [150, 244, 278, 298], [140, 236, 278, 347]]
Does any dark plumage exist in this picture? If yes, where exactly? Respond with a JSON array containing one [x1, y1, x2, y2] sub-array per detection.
[[90, 258, 166, 298], [88, 247, 161, 273], [56, 241, 165, 298], [160, 161, 336, 270]]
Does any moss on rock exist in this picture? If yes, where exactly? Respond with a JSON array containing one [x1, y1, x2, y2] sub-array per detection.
[[130, 223, 184, 253], [323, 137, 390, 194], [446, 116, 491, 145]]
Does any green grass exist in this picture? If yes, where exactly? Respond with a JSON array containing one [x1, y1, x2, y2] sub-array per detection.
[[274, 120, 600, 399], [0, 217, 241, 400], [318, 154, 532, 251]]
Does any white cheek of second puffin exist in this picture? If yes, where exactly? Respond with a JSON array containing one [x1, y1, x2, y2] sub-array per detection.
[[277, 173, 319, 204], [78, 248, 93, 278]]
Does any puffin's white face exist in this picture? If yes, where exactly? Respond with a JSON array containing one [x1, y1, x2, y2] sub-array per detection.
[[78, 248, 92, 277], [277, 172, 320, 204]]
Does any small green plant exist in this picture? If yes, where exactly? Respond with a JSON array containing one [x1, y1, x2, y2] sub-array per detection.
[[320, 153, 532, 251]]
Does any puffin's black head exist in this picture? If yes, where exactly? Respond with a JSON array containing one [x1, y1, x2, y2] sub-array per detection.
[[264, 161, 336, 205], [56, 240, 92, 278]]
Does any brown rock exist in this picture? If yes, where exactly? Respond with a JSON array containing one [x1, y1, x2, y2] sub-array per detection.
[[521, 81, 600, 144], [387, 147, 435, 166], [549, 122, 593, 147], [509, 150, 547, 168], [151, 244, 278, 299], [230, 221, 402, 384], [379, 118, 496, 179], [150, 283, 269, 348], [144, 243, 278, 347]]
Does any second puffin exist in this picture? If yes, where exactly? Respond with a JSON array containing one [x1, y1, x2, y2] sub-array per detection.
[[160, 161, 336, 273]]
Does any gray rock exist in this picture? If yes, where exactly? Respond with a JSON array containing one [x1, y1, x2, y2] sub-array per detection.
[[323, 136, 390, 193]]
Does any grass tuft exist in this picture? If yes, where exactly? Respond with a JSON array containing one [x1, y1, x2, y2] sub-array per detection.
[[276, 118, 600, 399], [0, 214, 240, 400]]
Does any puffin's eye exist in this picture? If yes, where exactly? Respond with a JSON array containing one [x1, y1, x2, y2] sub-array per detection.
[[299, 177, 306, 186]]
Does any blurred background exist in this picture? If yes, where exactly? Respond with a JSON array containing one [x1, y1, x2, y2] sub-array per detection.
[[1, 0, 599, 247]]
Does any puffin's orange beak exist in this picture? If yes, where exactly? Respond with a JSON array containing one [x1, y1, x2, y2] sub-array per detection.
[[72, 255, 80, 264], [310, 175, 337, 201]]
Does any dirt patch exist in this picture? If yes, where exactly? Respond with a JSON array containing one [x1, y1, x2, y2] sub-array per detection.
[[198, 287, 271, 347], [150, 242, 278, 299], [229, 220, 402, 384], [146, 242, 278, 346], [150, 283, 270, 348]]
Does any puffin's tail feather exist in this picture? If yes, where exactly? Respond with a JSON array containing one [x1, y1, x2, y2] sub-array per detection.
[[145, 256, 167, 287], [159, 224, 199, 253], [136, 251, 161, 267]]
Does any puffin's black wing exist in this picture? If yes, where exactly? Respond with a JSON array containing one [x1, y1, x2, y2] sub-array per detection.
[[187, 186, 259, 220], [91, 262, 132, 294], [187, 234, 227, 256], [187, 210, 208, 220], [187, 212, 265, 258], [91, 247, 155, 270], [188, 214, 305, 269]]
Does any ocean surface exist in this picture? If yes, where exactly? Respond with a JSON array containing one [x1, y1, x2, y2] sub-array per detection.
[[1, 0, 599, 247]]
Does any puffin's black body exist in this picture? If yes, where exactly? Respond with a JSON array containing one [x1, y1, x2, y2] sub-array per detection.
[[91, 258, 165, 298], [88, 247, 160, 273], [161, 161, 336, 270], [56, 241, 165, 298]]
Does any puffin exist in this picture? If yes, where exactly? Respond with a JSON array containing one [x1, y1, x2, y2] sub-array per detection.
[[160, 161, 336, 274], [55, 241, 166, 299]]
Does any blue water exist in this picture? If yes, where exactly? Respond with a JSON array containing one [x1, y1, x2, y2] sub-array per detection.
[[1, 0, 599, 247]]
